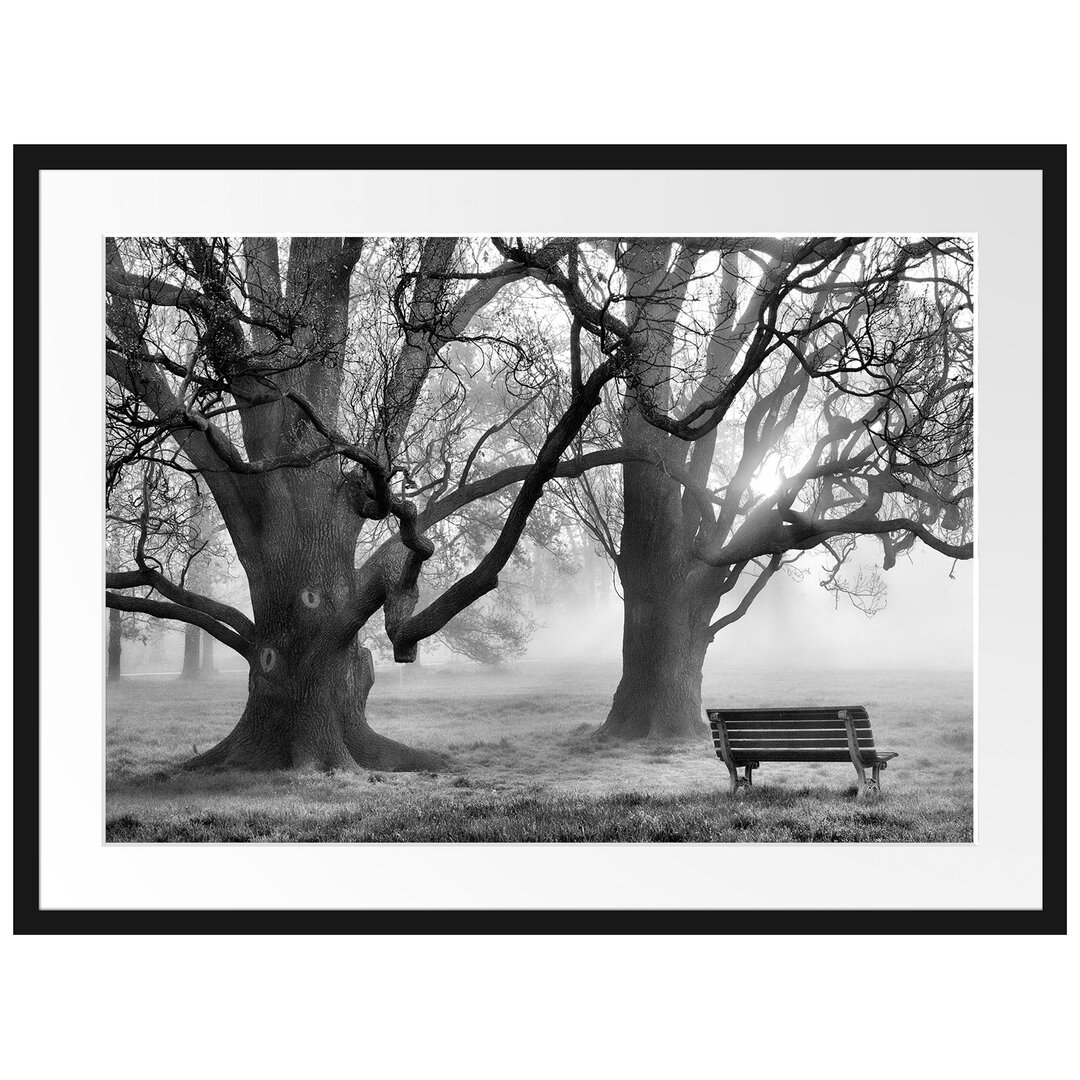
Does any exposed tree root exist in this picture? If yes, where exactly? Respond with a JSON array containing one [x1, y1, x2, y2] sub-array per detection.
[[183, 716, 448, 774]]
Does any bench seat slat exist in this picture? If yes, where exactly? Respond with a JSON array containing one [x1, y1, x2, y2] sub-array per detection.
[[720, 738, 875, 746], [721, 749, 895, 763], [717, 747, 876, 756]]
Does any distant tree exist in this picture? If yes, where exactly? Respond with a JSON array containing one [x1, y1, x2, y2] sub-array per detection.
[[105, 600, 153, 682], [177, 487, 231, 680], [200, 630, 217, 676], [106, 500, 158, 680], [108, 465, 233, 680], [107, 608, 122, 682]]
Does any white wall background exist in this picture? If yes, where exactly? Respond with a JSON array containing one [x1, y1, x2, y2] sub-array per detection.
[[3, 4, 1072, 1080]]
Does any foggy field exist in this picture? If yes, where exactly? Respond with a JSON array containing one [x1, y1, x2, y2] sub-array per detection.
[[105, 659, 973, 842]]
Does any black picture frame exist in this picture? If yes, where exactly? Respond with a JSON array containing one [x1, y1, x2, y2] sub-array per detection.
[[13, 143, 1066, 934]]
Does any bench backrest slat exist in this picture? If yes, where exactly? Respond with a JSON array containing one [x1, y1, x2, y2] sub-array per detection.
[[717, 707, 868, 721], [721, 719, 869, 730]]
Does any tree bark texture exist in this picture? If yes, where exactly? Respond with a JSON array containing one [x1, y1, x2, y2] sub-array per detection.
[[185, 471, 440, 772]]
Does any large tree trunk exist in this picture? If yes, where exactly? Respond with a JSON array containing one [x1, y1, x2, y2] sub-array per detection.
[[181, 238, 456, 773], [179, 623, 201, 679], [599, 242, 710, 741], [200, 630, 216, 676], [600, 585, 710, 741], [598, 459, 709, 740], [185, 494, 440, 773], [187, 639, 437, 772], [107, 608, 122, 682]]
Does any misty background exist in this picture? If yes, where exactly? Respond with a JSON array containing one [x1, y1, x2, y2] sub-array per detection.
[[110, 542, 972, 677]]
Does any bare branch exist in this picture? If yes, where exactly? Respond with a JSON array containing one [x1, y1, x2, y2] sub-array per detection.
[[105, 591, 252, 659]]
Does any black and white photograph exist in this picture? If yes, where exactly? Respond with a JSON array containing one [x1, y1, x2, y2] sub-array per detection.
[[102, 232, 976, 843], [19, 145, 1058, 927]]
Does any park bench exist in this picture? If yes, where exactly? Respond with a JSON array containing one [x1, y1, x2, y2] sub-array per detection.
[[706, 706, 897, 798]]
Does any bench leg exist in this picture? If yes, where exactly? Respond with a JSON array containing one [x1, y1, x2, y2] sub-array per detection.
[[856, 763, 883, 800], [862, 763, 884, 798], [851, 757, 868, 799], [730, 763, 755, 797], [723, 762, 740, 795], [719, 755, 754, 796], [726, 766, 754, 796]]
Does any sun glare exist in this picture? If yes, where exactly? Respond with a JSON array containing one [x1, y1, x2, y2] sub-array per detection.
[[750, 457, 785, 498]]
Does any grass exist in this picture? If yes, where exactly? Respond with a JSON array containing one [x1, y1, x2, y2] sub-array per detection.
[[105, 659, 974, 842]]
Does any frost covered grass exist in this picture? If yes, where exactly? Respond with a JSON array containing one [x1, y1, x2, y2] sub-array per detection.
[[105, 659, 973, 842]]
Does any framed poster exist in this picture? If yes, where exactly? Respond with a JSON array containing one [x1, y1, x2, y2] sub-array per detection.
[[13, 144, 1064, 932]]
